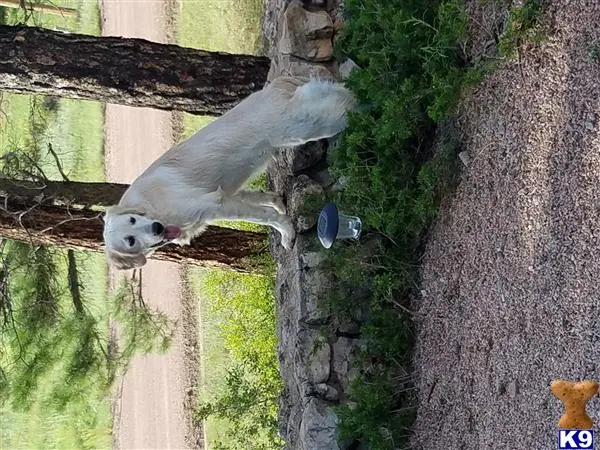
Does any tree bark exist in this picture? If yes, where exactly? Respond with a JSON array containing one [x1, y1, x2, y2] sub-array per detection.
[[0, 179, 268, 272], [0, 178, 128, 207], [67, 249, 84, 314], [0, 25, 271, 116]]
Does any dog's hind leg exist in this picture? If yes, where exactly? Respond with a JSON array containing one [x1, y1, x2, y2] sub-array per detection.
[[233, 190, 286, 214], [211, 197, 295, 249], [273, 78, 356, 147]]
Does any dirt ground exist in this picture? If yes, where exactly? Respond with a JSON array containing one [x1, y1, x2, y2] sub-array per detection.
[[412, 1, 600, 449], [101, 1, 199, 449]]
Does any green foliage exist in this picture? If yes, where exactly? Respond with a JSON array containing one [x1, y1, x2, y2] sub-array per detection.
[[111, 276, 176, 360], [1, 244, 176, 449], [191, 268, 284, 450], [588, 43, 600, 62], [321, 0, 480, 447], [498, 0, 544, 58], [0, 244, 112, 449], [195, 363, 282, 450]]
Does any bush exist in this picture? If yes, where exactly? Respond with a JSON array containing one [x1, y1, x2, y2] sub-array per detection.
[[321, 0, 479, 447]]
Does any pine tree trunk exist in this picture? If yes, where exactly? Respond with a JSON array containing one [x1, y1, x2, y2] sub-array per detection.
[[0, 178, 128, 207], [0, 25, 271, 116], [0, 178, 268, 272]]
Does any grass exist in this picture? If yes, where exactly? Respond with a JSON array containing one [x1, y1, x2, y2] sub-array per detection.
[[174, 0, 264, 138], [0, 250, 112, 450], [187, 264, 283, 450], [176, 0, 264, 55]]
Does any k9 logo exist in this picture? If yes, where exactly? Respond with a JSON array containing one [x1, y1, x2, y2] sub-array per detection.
[[558, 430, 594, 449]]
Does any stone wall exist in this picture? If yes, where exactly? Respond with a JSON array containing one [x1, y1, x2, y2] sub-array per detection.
[[263, 1, 363, 449]]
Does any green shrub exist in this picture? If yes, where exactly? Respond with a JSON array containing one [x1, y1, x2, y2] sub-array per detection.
[[322, 0, 479, 447], [498, 0, 544, 58]]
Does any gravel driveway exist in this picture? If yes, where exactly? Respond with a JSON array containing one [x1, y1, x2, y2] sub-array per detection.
[[412, 1, 600, 448]]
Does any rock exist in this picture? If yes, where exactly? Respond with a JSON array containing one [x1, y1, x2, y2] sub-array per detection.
[[293, 141, 328, 174], [286, 403, 304, 449], [264, 0, 365, 446], [459, 150, 471, 167], [332, 337, 361, 392], [267, 55, 336, 82], [280, 140, 327, 174], [299, 398, 340, 450], [313, 383, 340, 402], [300, 251, 325, 270], [300, 268, 331, 325], [306, 335, 331, 384], [507, 380, 518, 398], [336, 319, 361, 335], [289, 175, 324, 232], [306, 164, 334, 188], [280, 0, 334, 61], [338, 58, 360, 80]]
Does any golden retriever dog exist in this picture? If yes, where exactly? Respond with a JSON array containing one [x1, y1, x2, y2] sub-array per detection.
[[103, 76, 356, 269]]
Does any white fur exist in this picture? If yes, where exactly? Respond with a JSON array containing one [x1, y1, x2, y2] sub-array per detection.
[[103, 76, 356, 270]]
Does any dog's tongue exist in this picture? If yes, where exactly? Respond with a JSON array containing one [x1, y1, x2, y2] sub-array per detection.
[[164, 225, 181, 240]]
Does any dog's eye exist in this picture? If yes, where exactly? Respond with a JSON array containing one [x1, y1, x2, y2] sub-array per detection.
[[130, 217, 136, 225], [126, 236, 135, 247]]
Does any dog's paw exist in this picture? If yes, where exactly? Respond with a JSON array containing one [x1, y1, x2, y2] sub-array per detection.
[[280, 226, 296, 250], [272, 197, 287, 215], [264, 192, 287, 214]]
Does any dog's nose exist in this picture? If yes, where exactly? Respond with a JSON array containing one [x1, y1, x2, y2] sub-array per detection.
[[152, 222, 164, 235]]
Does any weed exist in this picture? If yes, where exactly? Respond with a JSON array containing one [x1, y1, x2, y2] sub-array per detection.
[[498, 0, 544, 58], [589, 43, 600, 62]]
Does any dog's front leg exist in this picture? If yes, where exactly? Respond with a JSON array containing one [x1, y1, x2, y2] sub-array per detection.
[[212, 197, 295, 250], [233, 190, 286, 214]]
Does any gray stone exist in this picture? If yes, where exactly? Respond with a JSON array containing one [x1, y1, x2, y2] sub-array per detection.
[[338, 58, 360, 80], [306, 336, 331, 384], [280, 1, 334, 62], [332, 337, 361, 392], [299, 398, 340, 450], [300, 270, 330, 325], [313, 383, 340, 402], [289, 175, 324, 232], [267, 54, 336, 81], [300, 251, 325, 270], [291, 140, 328, 174], [507, 380, 518, 398]]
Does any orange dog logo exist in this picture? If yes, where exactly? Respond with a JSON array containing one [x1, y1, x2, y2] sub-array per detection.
[[552, 380, 598, 450]]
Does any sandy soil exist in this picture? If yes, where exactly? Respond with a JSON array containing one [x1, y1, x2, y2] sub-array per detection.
[[412, 1, 600, 448], [101, 1, 197, 449]]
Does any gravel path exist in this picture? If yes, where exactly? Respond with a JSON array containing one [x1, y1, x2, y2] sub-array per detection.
[[411, 1, 600, 448]]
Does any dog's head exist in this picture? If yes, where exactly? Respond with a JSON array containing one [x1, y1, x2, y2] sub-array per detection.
[[103, 205, 182, 270]]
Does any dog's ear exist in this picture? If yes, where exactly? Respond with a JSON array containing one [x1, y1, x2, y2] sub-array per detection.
[[104, 205, 146, 218], [105, 248, 147, 270]]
